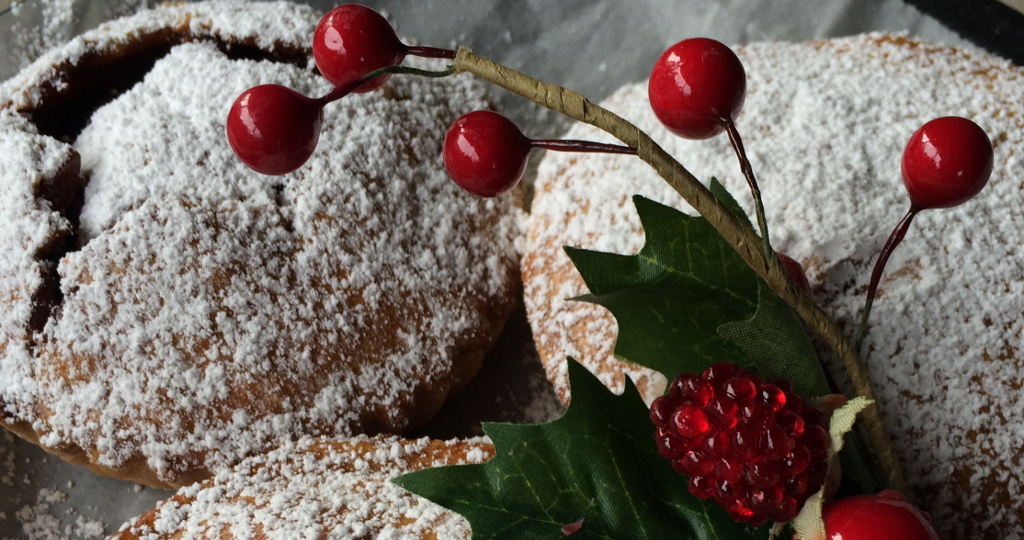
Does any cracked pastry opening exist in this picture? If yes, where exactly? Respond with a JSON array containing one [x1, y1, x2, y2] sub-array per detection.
[[0, 1, 519, 489]]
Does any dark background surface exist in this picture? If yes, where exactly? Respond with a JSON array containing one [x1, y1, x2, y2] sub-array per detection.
[[907, 0, 1024, 64]]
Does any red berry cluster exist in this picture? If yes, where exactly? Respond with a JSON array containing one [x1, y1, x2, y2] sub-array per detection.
[[650, 362, 830, 526]]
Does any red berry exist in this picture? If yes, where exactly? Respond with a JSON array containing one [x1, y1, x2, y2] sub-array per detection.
[[748, 459, 780, 489], [802, 425, 831, 459], [681, 449, 715, 476], [655, 427, 688, 459], [901, 116, 993, 210], [649, 395, 677, 428], [702, 431, 730, 457], [781, 446, 811, 476], [674, 404, 711, 438], [740, 401, 772, 426], [689, 475, 716, 500], [784, 472, 809, 496], [313, 4, 407, 91], [707, 397, 739, 430], [652, 364, 831, 525], [716, 456, 744, 483], [759, 424, 791, 461], [702, 362, 737, 385], [730, 426, 759, 458], [672, 373, 714, 406], [758, 384, 787, 412], [648, 38, 746, 139], [226, 85, 323, 175], [776, 410, 805, 438], [443, 111, 532, 198], [778, 253, 812, 293], [723, 377, 757, 403], [822, 492, 940, 540], [748, 486, 783, 514]]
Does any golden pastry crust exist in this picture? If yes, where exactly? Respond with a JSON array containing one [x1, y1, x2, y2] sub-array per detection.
[[523, 34, 1024, 539], [0, 1, 518, 489], [112, 436, 494, 540]]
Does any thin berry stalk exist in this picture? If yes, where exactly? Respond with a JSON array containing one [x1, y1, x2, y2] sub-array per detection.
[[854, 207, 920, 354], [452, 47, 906, 493], [316, 64, 457, 106], [531, 139, 637, 155], [406, 45, 458, 60], [723, 119, 773, 264]]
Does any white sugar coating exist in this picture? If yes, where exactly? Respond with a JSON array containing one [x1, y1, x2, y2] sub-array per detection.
[[524, 35, 1024, 538], [114, 436, 491, 540], [0, 1, 319, 111], [0, 1, 520, 488]]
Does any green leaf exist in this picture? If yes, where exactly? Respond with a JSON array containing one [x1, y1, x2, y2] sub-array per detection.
[[718, 283, 830, 398], [566, 195, 758, 380], [394, 360, 770, 540]]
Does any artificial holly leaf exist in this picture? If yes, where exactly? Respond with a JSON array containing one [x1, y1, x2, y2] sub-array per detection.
[[565, 194, 759, 380], [566, 190, 828, 396], [394, 359, 771, 540]]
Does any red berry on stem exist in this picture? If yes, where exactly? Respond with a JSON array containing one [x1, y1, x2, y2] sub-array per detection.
[[443, 111, 532, 198], [901, 116, 993, 210], [226, 84, 323, 176], [822, 492, 940, 540], [857, 117, 993, 352], [648, 38, 746, 139], [778, 253, 812, 293], [313, 4, 407, 92]]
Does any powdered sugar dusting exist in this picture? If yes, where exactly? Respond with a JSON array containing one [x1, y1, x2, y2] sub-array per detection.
[[525, 34, 1024, 538], [0, 1, 519, 488], [114, 436, 491, 540]]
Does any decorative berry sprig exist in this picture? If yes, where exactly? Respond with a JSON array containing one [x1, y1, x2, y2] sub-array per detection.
[[223, 4, 985, 497], [226, 63, 456, 175], [312, 4, 457, 90], [448, 46, 906, 492], [443, 110, 635, 197], [853, 116, 993, 353], [649, 37, 775, 263]]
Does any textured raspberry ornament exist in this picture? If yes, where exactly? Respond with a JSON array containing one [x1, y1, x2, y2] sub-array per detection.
[[650, 363, 829, 525]]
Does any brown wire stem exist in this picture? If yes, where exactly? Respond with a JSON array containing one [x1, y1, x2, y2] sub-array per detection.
[[316, 64, 457, 106], [723, 119, 773, 264], [855, 207, 921, 354], [531, 139, 637, 155], [406, 45, 458, 60], [452, 46, 906, 492]]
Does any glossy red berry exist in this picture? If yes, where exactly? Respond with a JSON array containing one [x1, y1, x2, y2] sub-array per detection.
[[778, 253, 811, 293], [313, 4, 407, 92], [654, 363, 830, 525], [226, 85, 323, 175], [443, 111, 532, 197], [648, 38, 746, 139], [901, 116, 993, 210], [821, 491, 939, 540]]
